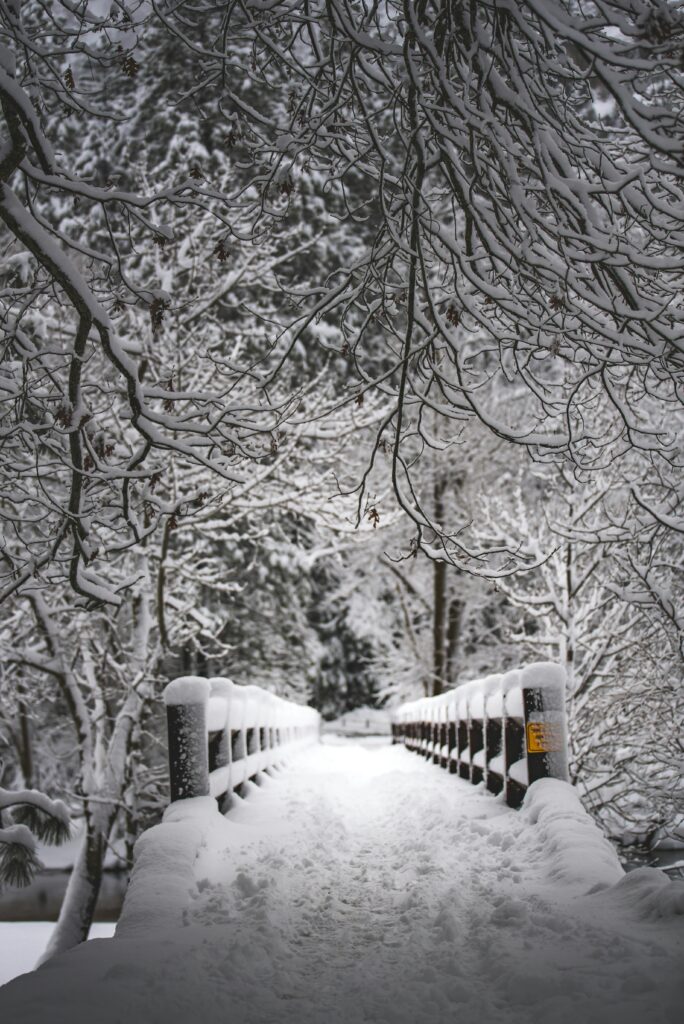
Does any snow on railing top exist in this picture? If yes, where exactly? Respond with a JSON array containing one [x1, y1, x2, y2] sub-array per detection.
[[392, 662, 568, 808], [163, 676, 320, 806]]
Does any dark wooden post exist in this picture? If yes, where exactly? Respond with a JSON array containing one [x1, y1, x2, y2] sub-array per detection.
[[447, 713, 457, 774], [164, 677, 210, 803], [439, 716, 448, 769], [502, 665, 569, 807], [504, 714, 525, 808], [209, 677, 233, 812], [523, 683, 569, 786], [209, 678, 233, 767], [232, 727, 245, 761], [457, 699, 470, 780], [432, 712, 441, 765], [502, 671, 525, 808], [246, 723, 259, 782], [484, 686, 504, 796], [469, 712, 484, 785], [485, 712, 504, 795]]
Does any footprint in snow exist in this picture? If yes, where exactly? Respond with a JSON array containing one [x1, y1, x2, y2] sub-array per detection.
[[489, 897, 529, 926], [234, 870, 268, 897]]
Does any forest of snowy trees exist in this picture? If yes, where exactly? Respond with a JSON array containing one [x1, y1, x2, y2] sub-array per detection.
[[0, 0, 682, 956]]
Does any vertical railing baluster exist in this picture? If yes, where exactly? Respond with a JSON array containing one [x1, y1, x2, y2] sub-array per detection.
[[164, 678, 210, 802]]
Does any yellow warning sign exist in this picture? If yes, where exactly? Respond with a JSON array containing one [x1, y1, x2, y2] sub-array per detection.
[[526, 722, 563, 754]]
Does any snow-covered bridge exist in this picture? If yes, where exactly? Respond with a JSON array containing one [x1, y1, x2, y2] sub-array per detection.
[[1, 680, 683, 1024]]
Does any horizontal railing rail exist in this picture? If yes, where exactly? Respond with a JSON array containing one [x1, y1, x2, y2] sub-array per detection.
[[164, 676, 320, 810], [391, 662, 568, 808]]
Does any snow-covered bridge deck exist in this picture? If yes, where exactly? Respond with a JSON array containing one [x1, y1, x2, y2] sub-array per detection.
[[1, 739, 683, 1024]]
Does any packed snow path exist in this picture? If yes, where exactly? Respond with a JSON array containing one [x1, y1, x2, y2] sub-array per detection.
[[1, 739, 683, 1024]]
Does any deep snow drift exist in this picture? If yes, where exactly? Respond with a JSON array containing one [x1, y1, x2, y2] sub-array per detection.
[[1, 740, 682, 1024]]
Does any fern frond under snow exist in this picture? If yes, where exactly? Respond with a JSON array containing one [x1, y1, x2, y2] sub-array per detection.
[[0, 788, 71, 846], [0, 824, 42, 888], [11, 802, 71, 845]]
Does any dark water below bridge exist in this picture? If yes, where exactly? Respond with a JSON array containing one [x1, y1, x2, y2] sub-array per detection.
[[619, 846, 684, 879], [0, 868, 127, 922]]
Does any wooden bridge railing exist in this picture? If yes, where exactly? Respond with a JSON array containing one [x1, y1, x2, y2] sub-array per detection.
[[391, 662, 569, 808], [164, 676, 320, 810]]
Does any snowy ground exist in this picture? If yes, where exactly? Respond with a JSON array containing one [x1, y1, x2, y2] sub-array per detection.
[[1, 739, 682, 1023]]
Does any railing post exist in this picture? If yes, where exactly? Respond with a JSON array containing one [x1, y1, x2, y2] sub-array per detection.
[[432, 711, 440, 764], [484, 681, 504, 795], [469, 704, 484, 784], [164, 677, 211, 803], [502, 671, 525, 808], [209, 678, 233, 812], [521, 663, 569, 787], [447, 706, 457, 774], [457, 689, 470, 780]]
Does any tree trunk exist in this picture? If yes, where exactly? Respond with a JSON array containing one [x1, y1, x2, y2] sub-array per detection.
[[431, 472, 448, 697], [564, 543, 576, 695], [39, 815, 112, 963], [17, 699, 34, 788], [446, 597, 464, 683], [433, 558, 447, 696]]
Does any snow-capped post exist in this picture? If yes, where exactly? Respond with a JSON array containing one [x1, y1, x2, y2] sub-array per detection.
[[439, 705, 448, 768], [457, 688, 469, 780], [208, 678, 233, 813], [468, 691, 485, 785], [432, 706, 440, 764], [164, 677, 211, 802], [520, 663, 569, 789], [447, 709, 457, 774], [501, 671, 525, 808], [485, 681, 504, 796]]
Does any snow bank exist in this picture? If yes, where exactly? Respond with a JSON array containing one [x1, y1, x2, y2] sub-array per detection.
[[523, 778, 624, 890], [597, 867, 684, 921], [523, 779, 684, 945], [524, 779, 684, 917], [116, 796, 229, 939]]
